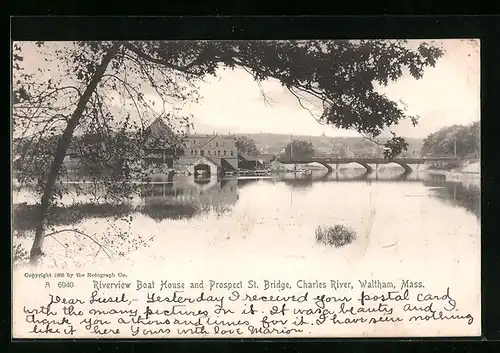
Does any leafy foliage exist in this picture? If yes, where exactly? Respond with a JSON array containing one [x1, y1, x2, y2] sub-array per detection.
[[421, 121, 480, 158], [13, 243, 29, 266], [12, 39, 443, 264], [383, 134, 410, 159], [235, 136, 259, 155], [281, 140, 315, 160], [315, 225, 357, 248]]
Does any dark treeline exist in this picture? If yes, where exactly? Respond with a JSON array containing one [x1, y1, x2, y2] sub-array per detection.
[[420, 121, 479, 158], [13, 202, 203, 233]]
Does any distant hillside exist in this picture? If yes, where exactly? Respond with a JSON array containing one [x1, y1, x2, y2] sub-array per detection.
[[234, 133, 423, 157]]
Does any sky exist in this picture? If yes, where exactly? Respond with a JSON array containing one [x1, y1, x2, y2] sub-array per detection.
[[14, 39, 480, 139], [178, 39, 480, 138]]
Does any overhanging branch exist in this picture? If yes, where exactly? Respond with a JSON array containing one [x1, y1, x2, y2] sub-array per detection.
[[123, 42, 204, 76], [45, 228, 113, 260]]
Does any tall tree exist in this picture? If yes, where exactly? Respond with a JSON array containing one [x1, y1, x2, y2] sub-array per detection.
[[420, 121, 480, 158], [282, 140, 315, 160], [12, 40, 443, 265], [235, 136, 259, 155]]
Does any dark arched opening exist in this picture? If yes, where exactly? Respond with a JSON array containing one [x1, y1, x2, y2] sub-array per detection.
[[194, 163, 211, 176]]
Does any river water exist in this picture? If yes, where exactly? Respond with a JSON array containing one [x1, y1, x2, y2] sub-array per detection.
[[12, 166, 480, 278]]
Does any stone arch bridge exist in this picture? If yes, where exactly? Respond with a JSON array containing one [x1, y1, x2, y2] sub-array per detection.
[[278, 157, 469, 173]]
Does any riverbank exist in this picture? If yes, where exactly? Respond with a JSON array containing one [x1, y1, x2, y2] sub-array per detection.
[[427, 161, 480, 176], [460, 161, 480, 174], [426, 162, 480, 190]]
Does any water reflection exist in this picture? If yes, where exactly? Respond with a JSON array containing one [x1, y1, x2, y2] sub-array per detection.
[[143, 176, 239, 207], [263, 170, 480, 221], [274, 169, 420, 190], [423, 173, 480, 219], [12, 170, 480, 232], [13, 203, 135, 232]]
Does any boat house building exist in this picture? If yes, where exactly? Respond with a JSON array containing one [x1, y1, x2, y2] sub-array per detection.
[[144, 118, 239, 176]]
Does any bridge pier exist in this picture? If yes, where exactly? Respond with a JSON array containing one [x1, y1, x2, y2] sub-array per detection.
[[317, 162, 333, 173], [357, 162, 373, 174], [276, 157, 459, 174], [396, 162, 413, 173]]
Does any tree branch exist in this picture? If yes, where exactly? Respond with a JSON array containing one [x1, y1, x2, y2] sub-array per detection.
[[287, 87, 327, 125], [359, 132, 384, 146], [123, 42, 204, 76], [101, 72, 161, 120], [44, 228, 112, 260]]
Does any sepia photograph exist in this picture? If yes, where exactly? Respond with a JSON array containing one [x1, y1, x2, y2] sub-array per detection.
[[11, 38, 481, 338]]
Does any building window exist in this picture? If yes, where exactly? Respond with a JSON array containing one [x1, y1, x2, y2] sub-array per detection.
[[230, 150, 233, 156], [224, 150, 227, 156], [216, 142, 219, 147], [208, 150, 211, 155], [218, 150, 221, 156], [191, 150, 194, 155]]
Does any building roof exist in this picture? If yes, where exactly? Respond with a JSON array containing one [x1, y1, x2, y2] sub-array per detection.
[[193, 156, 221, 167], [204, 156, 220, 166], [145, 117, 176, 138], [238, 152, 257, 161], [142, 119, 238, 150], [221, 158, 238, 171], [199, 135, 221, 149]]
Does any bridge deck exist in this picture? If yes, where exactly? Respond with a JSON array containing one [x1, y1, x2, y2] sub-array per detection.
[[278, 157, 464, 164]]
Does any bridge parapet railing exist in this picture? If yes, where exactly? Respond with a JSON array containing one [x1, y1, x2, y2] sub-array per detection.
[[277, 156, 466, 164]]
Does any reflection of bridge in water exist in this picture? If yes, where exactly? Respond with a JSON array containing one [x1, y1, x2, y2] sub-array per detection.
[[278, 157, 468, 173], [276, 169, 480, 218], [274, 169, 418, 187], [140, 170, 479, 220], [273, 168, 478, 188]]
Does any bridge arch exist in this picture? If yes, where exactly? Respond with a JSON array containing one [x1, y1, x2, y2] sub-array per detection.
[[352, 161, 373, 173], [316, 162, 333, 173], [385, 161, 412, 173], [277, 157, 445, 174], [315, 160, 374, 173]]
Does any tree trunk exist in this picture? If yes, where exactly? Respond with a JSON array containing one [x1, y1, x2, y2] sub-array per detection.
[[29, 43, 121, 266]]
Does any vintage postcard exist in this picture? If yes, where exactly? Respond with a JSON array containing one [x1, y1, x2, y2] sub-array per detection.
[[11, 39, 480, 338]]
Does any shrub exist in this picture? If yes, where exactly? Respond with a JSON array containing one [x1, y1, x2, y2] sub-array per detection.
[[13, 243, 29, 266], [315, 225, 357, 248]]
